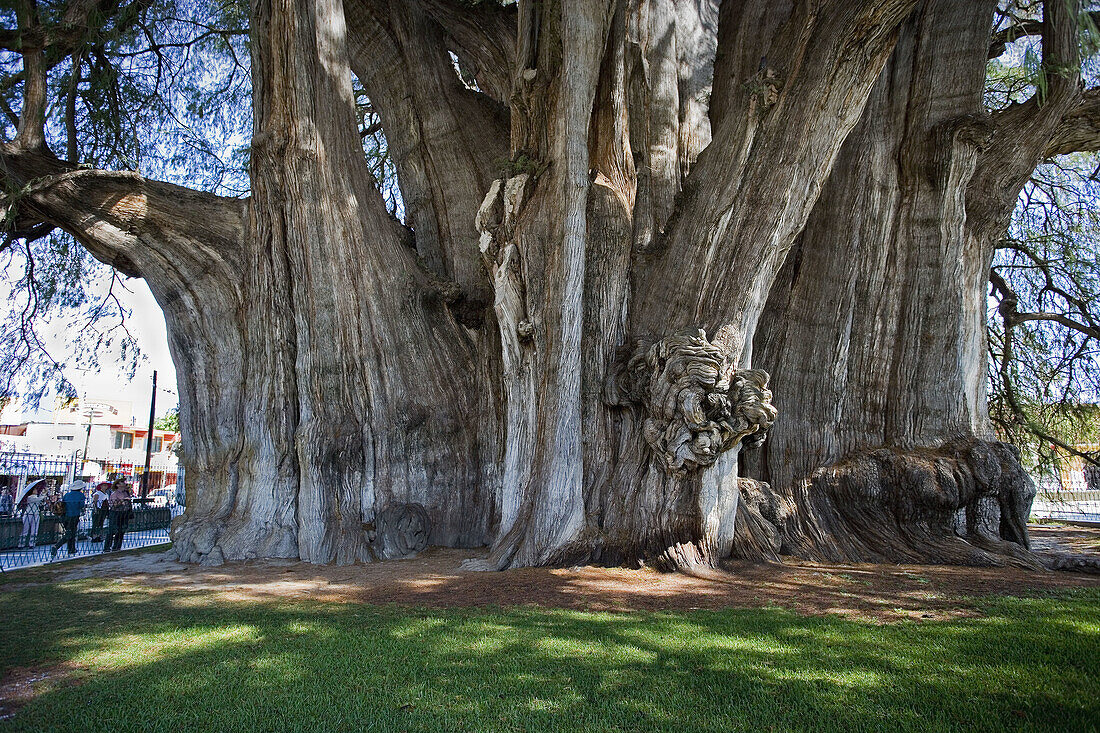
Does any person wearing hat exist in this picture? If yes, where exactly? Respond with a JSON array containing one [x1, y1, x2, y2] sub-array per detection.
[[50, 481, 87, 558], [90, 481, 111, 543], [104, 479, 134, 553], [18, 486, 46, 548]]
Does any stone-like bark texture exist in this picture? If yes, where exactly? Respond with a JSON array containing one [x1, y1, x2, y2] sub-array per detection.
[[465, 0, 919, 572], [172, 0, 497, 565], [744, 0, 1083, 568]]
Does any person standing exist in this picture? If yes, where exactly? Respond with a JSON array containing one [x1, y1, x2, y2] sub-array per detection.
[[104, 480, 134, 553], [90, 482, 110, 542], [51, 482, 87, 558], [0, 488, 13, 518], [18, 487, 45, 548]]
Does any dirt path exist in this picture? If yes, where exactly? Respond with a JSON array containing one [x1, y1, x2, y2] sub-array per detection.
[[11, 523, 1090, 623]]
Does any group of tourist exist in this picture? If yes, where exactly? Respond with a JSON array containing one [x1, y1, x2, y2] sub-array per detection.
[[4, 478, 136, 556]]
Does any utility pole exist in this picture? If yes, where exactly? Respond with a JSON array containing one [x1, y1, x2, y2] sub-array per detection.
[[141, 371, 157, 501], [81, 397, 94, 466]]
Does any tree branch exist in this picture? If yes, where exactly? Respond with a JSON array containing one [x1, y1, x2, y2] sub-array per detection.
[[631, 0, 918, 347], [0, 0, 126, 53], [969, 0, 1084, 232], [1009, 311, 1100, 339], [989, 265, 1099, 469], [345, 0, 508, 291], [13, 0, 48, 150], [0, 144, 245, 279], [996, 237, 1097, 320], [65, 48, 84, 164], [1045, 87, 1100, 156], [988, 10, 1100, 58]]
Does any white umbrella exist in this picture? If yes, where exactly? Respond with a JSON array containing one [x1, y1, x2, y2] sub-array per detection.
[[14, 478, 48, 506]]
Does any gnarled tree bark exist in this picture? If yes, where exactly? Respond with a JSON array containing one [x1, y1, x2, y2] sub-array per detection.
[[5, 0, 1090, 572], [744, 0, 1084, 569]]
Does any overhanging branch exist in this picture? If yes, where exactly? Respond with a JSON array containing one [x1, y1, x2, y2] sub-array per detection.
[[1, 144, 244, 279]]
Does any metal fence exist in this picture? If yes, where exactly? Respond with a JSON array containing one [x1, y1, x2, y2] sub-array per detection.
[[0, 504, 184, 572], [0, 452, 78, 494], [0, 450, 183, 496], [1032, 488, 1100, 524]]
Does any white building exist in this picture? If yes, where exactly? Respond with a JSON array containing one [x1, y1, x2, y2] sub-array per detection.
[[0, 396, 180, 488]]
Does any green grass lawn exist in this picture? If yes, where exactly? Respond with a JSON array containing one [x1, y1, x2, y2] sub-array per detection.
[[0, 575, 1097, 733]]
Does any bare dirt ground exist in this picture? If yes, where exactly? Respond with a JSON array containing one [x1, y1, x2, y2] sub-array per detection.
[[9, 522, 1095, 623], [1029, 522, 1100, 555]]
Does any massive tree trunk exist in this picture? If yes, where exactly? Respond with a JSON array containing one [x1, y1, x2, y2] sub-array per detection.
[[5, 0, 498, 566], [744, 0, 1083, 569], [470, 0, 919, 571], [173, 0, 497, 565], [6, 0, 1090, 571]]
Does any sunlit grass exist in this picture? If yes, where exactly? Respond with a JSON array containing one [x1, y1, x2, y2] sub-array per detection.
[[0, 580, 1097, 732]]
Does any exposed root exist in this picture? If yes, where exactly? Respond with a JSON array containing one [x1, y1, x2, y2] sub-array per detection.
[[738, 439, 1045, 570]]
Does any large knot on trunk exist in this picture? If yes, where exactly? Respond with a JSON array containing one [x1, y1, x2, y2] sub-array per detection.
[[610, 329, 777, 475]]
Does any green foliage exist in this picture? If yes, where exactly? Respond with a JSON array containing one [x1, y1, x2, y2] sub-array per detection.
[[986, 2, 1100, 110], [154, 407, 180, 432], [0, 574, 1097, 732], [989, 152, 1100, 476], [498, 151, 549, 179], [0, 0, 251, 408]]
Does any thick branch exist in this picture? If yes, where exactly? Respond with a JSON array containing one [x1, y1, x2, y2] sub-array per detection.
[[632, 0, 917, 352], [0, 0, 126, 53], [13, 0, 48, 149], [345, 0, 508, 292], [1045, 88, 1100, 156], [970, 0, 1083, 231], [1, 144, 244, 277]]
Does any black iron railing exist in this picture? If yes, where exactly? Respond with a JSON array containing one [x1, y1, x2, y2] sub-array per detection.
[[0, 504, 182, 571]]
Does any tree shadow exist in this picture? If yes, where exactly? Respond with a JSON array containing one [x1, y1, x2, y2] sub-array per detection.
[[0, 580, 1097, 732]]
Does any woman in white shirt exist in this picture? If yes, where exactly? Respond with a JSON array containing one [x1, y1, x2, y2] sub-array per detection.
[[90, 483, 110, 542], [19, 487, 45, 548]]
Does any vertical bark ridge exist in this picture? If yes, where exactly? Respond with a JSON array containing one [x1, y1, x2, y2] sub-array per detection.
[[239, 0, 492, 564], [744, 0, 1077, 568], [479, 0, 616, 569], [601, 0, 722, 252], [346, 0, 509, 296]]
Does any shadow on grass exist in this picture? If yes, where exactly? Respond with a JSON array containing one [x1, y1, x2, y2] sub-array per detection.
[[1, 581, 1097, 732]]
